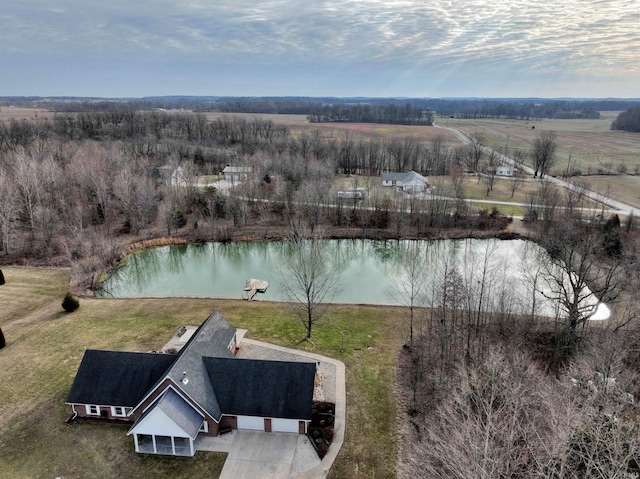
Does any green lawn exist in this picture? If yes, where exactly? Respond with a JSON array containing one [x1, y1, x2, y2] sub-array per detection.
[[0, 271, 402, 479]]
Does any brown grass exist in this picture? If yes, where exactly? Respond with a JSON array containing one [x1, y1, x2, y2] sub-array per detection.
[[445, 114, 640, 174], [0, 269, 401, 479], [571, 175, 640, 209], [0, 106, 55, 122]]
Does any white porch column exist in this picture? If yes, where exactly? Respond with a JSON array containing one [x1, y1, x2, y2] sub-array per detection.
[[152, 435, 157, 454], [189, 437, 194, 456], [171, 436, 176, 455], [133, 434, 140, 452]]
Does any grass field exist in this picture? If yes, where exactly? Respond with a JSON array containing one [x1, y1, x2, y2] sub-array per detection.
[[0, 107, 56, 122], [332, 173, 614, 218], [445, 113, 640, 175], [571, 175, 640, 209], [0, 267, 401, 479]]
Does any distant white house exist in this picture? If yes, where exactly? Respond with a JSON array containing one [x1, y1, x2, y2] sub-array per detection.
[[222, 166, 252, 183], [381, 171, 429, 193], [155, 165, 187, 187], [496, 166, 516, 177]]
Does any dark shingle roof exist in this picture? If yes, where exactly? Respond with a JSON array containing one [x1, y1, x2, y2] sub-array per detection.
[[66, 350, 177, 407], [163, 311, 236, 420], [203, 357, 316, 420]]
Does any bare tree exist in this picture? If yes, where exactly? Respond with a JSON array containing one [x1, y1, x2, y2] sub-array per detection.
[[509, 149, 525, 198], [407, 348, 573, 479], [388, 241, 429, 347], [538, 221, 625, 345], [0, 170, 19, 254], [279, 225, 342, 340], [482, 149, 499, 196], [464, 131, 485, 173], [532, 130, 558, 178], [13, 150, 43, 234]]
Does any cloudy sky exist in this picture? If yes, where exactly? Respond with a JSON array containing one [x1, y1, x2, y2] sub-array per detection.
[[1, 0, 639, 98]]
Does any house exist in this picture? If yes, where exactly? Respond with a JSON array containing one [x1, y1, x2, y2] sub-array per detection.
[[66, 312, 316, 456], [381, 171, 429, 193], [496, 166, 516, 177], [155, 165, 187, 187], [222, 165, 252, 183]]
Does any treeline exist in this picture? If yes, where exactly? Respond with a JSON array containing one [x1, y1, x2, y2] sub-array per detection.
[[611, 105, 640, 132], [395, 202, 639, 478], [0, 110, 460, 176], [4, 96, 640, 120], [307, 103, 433, 125]]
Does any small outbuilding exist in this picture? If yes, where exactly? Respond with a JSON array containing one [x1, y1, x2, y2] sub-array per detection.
[[496, 166, 516, 177]]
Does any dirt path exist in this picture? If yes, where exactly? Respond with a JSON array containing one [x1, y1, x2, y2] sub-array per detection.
[[3, 301, 66, 338]]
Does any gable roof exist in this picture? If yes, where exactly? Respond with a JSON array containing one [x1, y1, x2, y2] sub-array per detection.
[[137, 311, 237, 421], [128, 388, 203, 439], [402, 171, 428, 184], [68, 311, 317, 427], [66, 350, 177, 407], [203, 357, 316, 420], [381, 172, 408, 182], [382, 171, 428, 184], [222, 166, 252, 174]]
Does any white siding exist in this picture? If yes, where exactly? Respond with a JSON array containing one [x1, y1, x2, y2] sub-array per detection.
[[132, 409, 194, 437], [237, 416, 265, 431], [271, 418, 299, 433]]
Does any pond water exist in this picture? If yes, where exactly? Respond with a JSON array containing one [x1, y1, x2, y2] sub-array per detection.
[[98, 238, 609, 320]]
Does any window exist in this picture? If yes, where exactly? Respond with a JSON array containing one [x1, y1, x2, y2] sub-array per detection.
[[111, 406, 126, 417], [86, 405, 100, 415], [199, 421, 208, 433]]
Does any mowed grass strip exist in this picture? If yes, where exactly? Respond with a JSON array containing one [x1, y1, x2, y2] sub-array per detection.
[[0, 267, 70, 326], [0, 273, 402, 479]]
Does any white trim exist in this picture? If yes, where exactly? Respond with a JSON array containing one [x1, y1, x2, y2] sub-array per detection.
[[141, 384, 205, 419], [86, 404, 100, 415], [129, 379, 217, 423], [111, 406, 126, 417], [199, 420, 208, 433]]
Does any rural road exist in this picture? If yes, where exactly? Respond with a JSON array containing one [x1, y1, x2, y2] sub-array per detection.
[[440, 125, 640, 218]]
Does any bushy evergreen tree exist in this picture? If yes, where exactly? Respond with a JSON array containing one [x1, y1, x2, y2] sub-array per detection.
[[0, 269, 4, 285], [0, 327, 5, 349], [62, 292, 80, 312]]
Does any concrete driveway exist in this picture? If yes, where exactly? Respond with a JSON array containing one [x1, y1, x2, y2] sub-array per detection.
[[219, 431, 299, 479]]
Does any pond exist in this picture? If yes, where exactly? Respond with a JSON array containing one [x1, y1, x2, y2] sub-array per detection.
[[97, 238, 610, 320]]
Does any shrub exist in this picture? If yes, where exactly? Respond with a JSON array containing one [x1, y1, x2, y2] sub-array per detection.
[[0, 327, 5, 349], [171, 209, 187, 229], [62, 292, 80, 312], [0, 269, 4, 285]]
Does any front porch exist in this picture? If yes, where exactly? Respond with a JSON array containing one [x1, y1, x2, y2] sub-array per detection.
[[134, 433, 195, 456]]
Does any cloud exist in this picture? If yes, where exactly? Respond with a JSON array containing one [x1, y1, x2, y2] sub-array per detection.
[[1, 0, 639, 96]]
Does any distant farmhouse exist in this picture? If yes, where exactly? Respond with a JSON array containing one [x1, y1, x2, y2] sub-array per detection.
[[154, 165, 187, 187], [381, 171, 429, 193], [222, 165, 252, 183], [66, 312, 316, 456]]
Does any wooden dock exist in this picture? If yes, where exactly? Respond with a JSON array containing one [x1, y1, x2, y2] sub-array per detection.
[[243, 278, 269, 300]]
